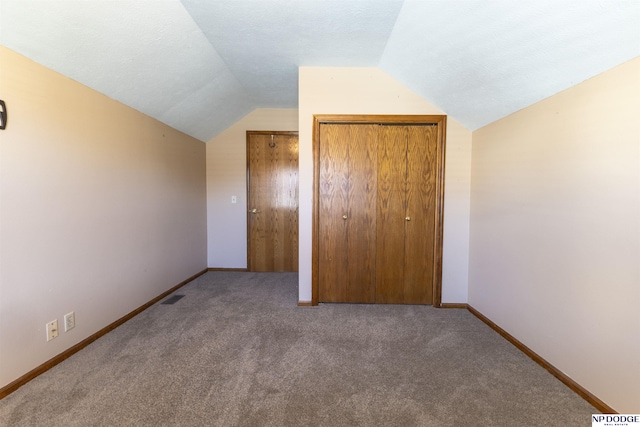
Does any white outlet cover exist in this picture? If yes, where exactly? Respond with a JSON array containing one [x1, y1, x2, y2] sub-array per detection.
[[64, 312, 75, 332]]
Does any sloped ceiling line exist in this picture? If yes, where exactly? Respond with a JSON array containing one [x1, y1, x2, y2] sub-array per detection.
[[379, 0, 640, 130]]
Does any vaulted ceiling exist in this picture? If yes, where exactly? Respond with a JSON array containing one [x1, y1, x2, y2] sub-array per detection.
[[1, 0, 638, 142]]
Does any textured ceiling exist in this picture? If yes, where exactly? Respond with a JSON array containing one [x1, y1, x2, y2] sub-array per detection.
[[1, 0, 638, 141], [380, 0, 640, 130]]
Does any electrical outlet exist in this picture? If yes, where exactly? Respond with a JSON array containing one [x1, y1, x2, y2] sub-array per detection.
[[64, 312, 75, 332], [46, 319, 58, 341]]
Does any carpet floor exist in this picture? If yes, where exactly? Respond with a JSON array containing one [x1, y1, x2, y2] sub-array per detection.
[[0, 272, 597, 426]]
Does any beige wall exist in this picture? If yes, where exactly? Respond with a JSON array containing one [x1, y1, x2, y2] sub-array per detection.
[[206, 108, 298, 268], [0, 47, 207, 389], [298, 67, 473, 303], [469, 57, 640, 412]]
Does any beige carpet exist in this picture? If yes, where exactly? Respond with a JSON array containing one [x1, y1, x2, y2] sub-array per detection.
[[0, 272, 598, 426]]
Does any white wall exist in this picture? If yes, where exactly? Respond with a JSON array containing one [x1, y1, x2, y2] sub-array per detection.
[[298, 67, 472, 303], [469, 57, 640, 413], [0, 47, 207, 389], [206, 108, 298, 268]]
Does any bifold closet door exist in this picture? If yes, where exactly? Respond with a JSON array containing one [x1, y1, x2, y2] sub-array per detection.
[[375, 125, 407, 303], [376, 125, 439, 304], [318, 124, 377, 303], [403, 125, 438, 304]]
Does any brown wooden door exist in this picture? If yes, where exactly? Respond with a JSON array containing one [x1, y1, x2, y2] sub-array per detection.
[[247, 131, 298, 272], [318, 124, 377, 302], [403, 125, 439, 304], [313, 115, 446, 307], [375, 125, 408, 303], [376, 125, 439, 304]]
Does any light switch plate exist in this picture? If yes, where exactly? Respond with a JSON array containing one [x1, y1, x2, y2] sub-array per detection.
[[64, 312, 75, 332]]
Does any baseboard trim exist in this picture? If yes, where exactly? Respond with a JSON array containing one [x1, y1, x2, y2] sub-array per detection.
[[207, 268, 249, 272], [0, 268, 208, 400], [466, 304, 616, 414], [439, 303, 468, 309], [298, 301, 313, 306]]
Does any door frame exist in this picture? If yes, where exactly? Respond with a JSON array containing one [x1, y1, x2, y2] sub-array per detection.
[[246, 130, 299, 272], [311, 115, 447, 306]]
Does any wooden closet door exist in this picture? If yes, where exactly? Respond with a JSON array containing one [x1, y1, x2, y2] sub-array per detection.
[[403, 125, 439, 304], [312, 114, 446, 307], [376, 125, 438, 304], [318, 124, 349, 301], [318, 124, 377, 303], [346, 124, 378, 303], [375, 126, 408, 303]]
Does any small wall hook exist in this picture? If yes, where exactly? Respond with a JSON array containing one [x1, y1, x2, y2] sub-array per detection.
[[0, 100, 7, 130]]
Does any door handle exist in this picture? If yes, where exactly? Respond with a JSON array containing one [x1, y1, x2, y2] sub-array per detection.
[[249, 208, 260, 214], [405, 217, 411, 221], [342, 215, 348, 220]]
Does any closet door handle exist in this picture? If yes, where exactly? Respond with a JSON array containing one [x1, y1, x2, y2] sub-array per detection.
[[405, 217, 411, 221], [342, 215, 348, 220]]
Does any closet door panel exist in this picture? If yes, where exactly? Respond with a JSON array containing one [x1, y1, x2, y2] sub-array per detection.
[[346, 124, 378, 303], [404, 125, 439, 304], [318, 124, 350, 302], [375, 126, 408, 304]]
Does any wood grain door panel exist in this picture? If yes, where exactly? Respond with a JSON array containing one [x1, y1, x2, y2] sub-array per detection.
[[403, 125, 438, 304], [375, 125, 408, 304], [247, 132, 298, 272], [318, 124, 350, 301], [318, 124, 377, 303], [346, 124, 377, 303], [248, 133, 269, 271]]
